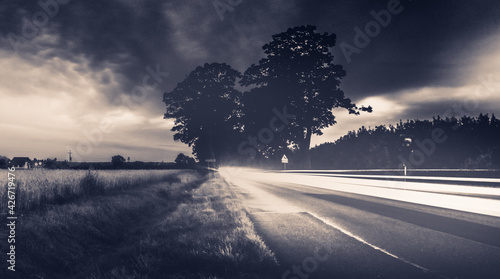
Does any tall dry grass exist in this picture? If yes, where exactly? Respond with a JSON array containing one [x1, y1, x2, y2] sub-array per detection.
[[0, 171, 277, 278], [0, 170, 205, 279], [0, 169, 186, 213], [100, 177, 279, 278]]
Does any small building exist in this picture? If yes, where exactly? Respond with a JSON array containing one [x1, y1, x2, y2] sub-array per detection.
[[9, 157, 32, 169]]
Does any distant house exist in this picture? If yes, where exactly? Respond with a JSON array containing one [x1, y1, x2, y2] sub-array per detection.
[[9, 157, 32, 169]]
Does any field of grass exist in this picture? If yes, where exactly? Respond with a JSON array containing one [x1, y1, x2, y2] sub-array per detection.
[[0, 169, 278, 278], [0, 169, 185, 212]]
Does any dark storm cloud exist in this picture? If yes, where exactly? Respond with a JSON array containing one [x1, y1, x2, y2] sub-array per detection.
[[402, 96, 500, 122], [0, 0, 171, 102], [1, 0, 499, 107], [321, 0, 500, 98], [223, 0, 500, 100]]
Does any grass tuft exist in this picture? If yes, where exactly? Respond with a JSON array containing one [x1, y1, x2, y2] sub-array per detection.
[[80, 170, 104, 196]]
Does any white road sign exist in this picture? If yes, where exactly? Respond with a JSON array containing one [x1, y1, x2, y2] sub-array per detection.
[[281, 155, 288, 164]]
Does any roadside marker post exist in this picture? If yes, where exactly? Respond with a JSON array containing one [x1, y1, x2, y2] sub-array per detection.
[[205, 159, 216, 178], [281, 155, 288, 170], [403, 163, 407, 183]]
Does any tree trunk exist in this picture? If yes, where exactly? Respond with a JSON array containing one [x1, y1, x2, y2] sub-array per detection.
[[303, 127, 312, 170], [208, 131, 216, 160]]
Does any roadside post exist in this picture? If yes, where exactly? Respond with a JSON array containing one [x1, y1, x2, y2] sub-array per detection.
[[281, 155, 288, 170], [403, 163, 407, 183], [401, 136, 412, 182], [205, 158, 216, 178]]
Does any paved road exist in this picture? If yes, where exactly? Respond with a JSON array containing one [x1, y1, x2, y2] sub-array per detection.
[[220, 168, 500, 279]]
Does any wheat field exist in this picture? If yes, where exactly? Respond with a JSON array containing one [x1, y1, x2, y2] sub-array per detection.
[[0, 169, 190, 213]]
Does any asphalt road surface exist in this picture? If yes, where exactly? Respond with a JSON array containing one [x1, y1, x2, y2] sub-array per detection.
[[219, 168, 500, 279]]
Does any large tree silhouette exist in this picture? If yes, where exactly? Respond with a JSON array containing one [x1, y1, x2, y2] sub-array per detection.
[[163, 63, 242, 162], [241, 25, 372, 168], [240, 83, 295, 162]]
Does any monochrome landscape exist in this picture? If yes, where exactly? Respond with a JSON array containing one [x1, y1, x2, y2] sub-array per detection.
[[1, 1, 500, 278]]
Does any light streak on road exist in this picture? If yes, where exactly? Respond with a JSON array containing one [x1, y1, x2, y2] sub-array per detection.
[[219, 167, 500, 217]]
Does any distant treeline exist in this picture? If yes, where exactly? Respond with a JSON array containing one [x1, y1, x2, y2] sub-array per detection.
[[310, 114, 500, 169], [63, 161, 182, 170], [37, 161, 183, 170], [0, 153, 198, 170]]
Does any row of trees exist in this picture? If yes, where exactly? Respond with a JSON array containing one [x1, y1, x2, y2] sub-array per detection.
[[310, 114, 500, 169], [96, 154, 196, 169], [0, 154, 197, 170], [163, 25, 371, 169]]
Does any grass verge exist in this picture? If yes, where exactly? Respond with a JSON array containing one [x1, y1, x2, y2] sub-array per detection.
[[1, 171, 277, 278], [93, 176, 278, 279]]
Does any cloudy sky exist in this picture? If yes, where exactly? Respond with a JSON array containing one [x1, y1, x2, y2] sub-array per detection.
[[1, 0, 499, 162]]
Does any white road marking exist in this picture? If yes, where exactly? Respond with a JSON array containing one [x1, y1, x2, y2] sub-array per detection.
[[306, 211, 450, 279]]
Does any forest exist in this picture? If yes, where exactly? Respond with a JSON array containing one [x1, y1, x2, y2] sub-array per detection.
[[310, 114, 500, 170]]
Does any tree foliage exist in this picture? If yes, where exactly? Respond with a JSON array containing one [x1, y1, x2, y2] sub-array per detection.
[[239, 84, 294, 160], [0, 155, 9, 169], [164, 63, 242, 162], [311, 114, 500, 169], [111, 155, 126, 167], [241, 25, 372, 168], [163, 26, 372, 168], [174, 153, 196, 168]]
